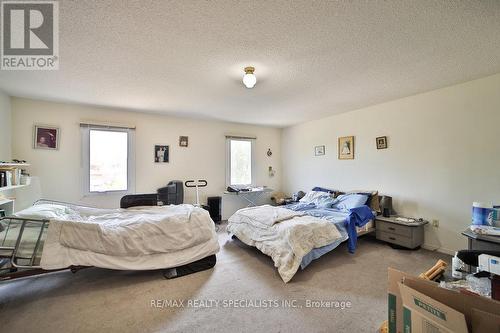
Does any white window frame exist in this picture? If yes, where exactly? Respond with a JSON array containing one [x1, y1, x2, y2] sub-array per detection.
[[225, 137, 256, 187], [81, 125, 136, 196]]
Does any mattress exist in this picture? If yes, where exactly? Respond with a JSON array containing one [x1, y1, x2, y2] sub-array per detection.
[[228, 205, 345, 282], [228, 204, 375, 281], [9, 203, 220, 270], [286, 205, 374, 268]]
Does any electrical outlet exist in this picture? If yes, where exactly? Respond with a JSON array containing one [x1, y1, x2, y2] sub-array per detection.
[[432, 219, 439, 228]]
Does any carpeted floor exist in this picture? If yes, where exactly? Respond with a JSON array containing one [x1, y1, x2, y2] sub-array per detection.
[[0, 223, 449, 333]]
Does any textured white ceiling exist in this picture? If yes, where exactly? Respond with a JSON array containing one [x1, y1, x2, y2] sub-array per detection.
[[1, 0, 500, 127]]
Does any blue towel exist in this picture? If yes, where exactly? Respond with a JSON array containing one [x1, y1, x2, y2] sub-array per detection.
[[344, 205, 375, 253]]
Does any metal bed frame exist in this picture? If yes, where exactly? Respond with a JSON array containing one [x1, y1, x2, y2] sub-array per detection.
[[0, 198, 217, 281], [1, 216, 48, 269], [0, 199, 89, 281]]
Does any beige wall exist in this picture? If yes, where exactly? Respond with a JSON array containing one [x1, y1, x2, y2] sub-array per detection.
[[282, 73, 500, 254], [11, 98, 282, 218], [0, 90, 11, 161], [8, 73, 500, 252]]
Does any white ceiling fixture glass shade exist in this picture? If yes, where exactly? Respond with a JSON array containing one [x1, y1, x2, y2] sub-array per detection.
[[242, 66, 257, 88]]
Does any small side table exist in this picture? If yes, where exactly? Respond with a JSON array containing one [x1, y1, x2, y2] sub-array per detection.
[[462, 228, 500, 252], [376, 216, 428, 249]]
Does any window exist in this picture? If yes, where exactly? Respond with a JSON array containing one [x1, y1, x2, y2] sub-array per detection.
[[226, 137, 255, 186], [81, 125, 135, 194]]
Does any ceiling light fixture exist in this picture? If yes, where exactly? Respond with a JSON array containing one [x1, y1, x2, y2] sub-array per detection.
[[242, 66, 256, 88]]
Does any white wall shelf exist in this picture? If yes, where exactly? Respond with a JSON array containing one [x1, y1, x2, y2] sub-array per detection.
[[0, 164, 31, 191], [0, 198, 14, 205], [0, 198, 14, 216], [0, 184, 29, 192], [0, 163, 30, 167]]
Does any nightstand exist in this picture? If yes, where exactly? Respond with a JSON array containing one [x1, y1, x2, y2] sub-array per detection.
[[375, 216, 428, 249]]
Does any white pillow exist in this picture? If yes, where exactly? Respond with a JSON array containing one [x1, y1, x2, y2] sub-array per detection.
[[14, 204, 74, 220], [299, 191, 332, 204]]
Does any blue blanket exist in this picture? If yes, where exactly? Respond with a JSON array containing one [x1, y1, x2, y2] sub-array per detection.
[[284, 203, 374, 269], [344, 205, 375, 253]]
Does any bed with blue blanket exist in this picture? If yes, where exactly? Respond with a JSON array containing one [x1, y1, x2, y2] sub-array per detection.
[[227, 189, 376, 282], [285, 201, 375, 269]]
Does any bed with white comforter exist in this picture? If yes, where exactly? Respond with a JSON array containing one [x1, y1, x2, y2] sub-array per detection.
[[227, 191, 375, 283], [14, 203, 220, 270], [227, 205, 344, 283]]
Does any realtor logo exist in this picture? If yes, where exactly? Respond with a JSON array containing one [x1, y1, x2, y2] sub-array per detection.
[[1, 0, 59, 70]]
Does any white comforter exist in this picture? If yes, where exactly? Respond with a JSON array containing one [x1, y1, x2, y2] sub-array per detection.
[[232, 205, 305, 227], [15, 204, 220, 270], [227, 205, 342, 283]]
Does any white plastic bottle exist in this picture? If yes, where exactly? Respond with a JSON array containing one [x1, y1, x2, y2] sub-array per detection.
[[452, 252, 463, 279]]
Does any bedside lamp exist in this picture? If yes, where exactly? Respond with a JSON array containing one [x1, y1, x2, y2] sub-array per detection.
[[379, 195, 394, 217]]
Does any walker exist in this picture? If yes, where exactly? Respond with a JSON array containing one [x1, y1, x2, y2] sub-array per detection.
[[184, 180, 208, 207]]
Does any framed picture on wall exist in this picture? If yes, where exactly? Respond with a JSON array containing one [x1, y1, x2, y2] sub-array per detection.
[[314, 145, 325, 156], [338, 136, 354, 159], [154, 145, 169, 163], [376, 136, 388, 149], [33, 125, 60, 150], [179, 136, 188, 147]]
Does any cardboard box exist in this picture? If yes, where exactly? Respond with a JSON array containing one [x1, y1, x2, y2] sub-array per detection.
[[388, 268, 500, 333], [399, 282, 467, 333]]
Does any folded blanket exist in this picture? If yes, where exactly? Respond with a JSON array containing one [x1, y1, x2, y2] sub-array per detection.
[[232, 205, 304, 228]]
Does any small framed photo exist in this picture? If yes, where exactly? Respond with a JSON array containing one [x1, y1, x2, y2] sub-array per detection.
[[314, 145, 325, 156], [338, 136, 354, 160], [154, 145, 169, 163], [179, 136, 188, 147], [33, 125, 60, 150], [376, 136, 388, 149]]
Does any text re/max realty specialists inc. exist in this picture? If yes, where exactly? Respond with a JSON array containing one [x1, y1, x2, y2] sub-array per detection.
[[150, 299, 352, 310]]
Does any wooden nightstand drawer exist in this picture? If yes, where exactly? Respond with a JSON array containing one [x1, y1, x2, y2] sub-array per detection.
[[376, 230, 415, 249], [376, 220, 412, 237]]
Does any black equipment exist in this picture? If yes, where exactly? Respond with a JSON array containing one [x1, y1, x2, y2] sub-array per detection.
[[226, 186, 239, 193], [120, 193, 158, 208], [120, 180, 184, 208], [163, 254, 216, 279], [457, 249, 500, 268], [158, 180, 184, 205], [379, 195, 394, 217], [207, 196, 222, 223]]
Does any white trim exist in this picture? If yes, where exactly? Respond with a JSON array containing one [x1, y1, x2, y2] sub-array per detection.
[[225, 137, 255, 187], [421, 243, 455, 256], [225, 134, 257, 140], [80, 120, 136, 129], [81, 126, 136, 196]]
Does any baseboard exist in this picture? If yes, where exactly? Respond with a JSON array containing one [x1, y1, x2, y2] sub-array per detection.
[[421, 243, 455, 256]]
